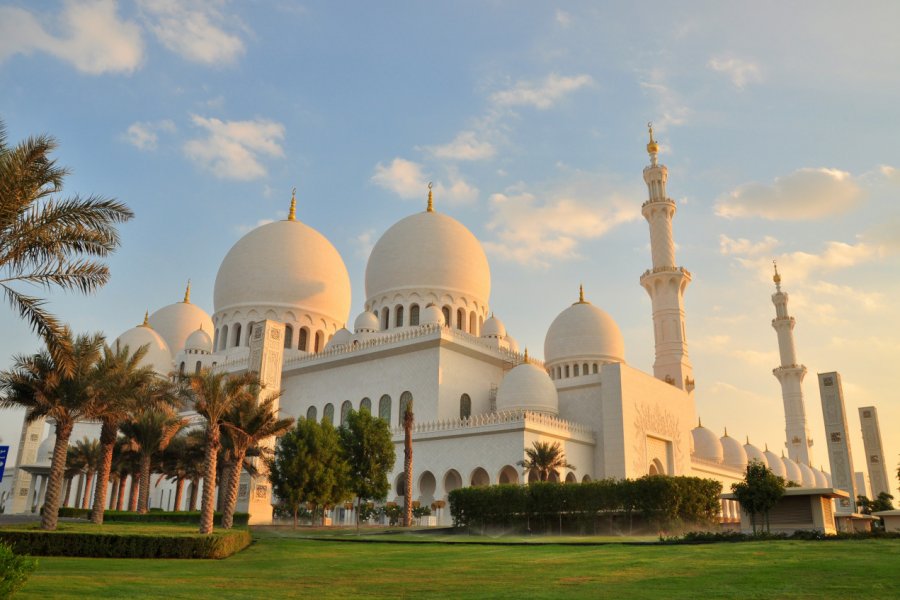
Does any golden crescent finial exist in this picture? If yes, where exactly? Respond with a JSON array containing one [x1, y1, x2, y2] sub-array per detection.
[[579, 284, 585, 303], [183, 279, 191, 303], [288, 187, 297, 221], [646, 121, 659, 155], [426, 182, 434, 212], [141, 310, 149, 327], [772, 259, 781, 285], [523, 347, 529, 362]]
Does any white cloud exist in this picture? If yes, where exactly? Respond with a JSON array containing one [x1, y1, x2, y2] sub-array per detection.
[[434, 172, 479, 205], [808, 281, 884, 312], [184, 115, 285, 180], [715, 168, 862, 220], [123, 119, 175, 151], [483, 183, 640, 268], [736, 240, 881, 283], [352, 229, 376, 259], [0, 1, 143, 75], [719, 234, 780, 256], [490, 73, 593, 110], [426, 131, 496, 161], [555, 10, 572, 27], [639, 69, 689, 131], [708, 56, 762, 88], [371, 158, 427, 199], [138, 0, 244, 65]]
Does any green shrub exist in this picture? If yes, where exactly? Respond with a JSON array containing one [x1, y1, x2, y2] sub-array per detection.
[[0, 529, 250, 559], [58, 508, 249, 526], [0, 542, 37, 597]]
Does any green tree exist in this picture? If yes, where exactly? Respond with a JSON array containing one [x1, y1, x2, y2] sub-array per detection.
[[339, 407, 395, 531], [0, 120, 133, 375], [158, 432, 204, 512], [731, 459, 786, 533], [267, 418, 349, 528], [872, 491, 895, 512], [0, 331, 103, 530], [518, 441, 575, 483], [89, 342, 156, 523], [220, 395, 294, 529], [402, 398, 414, 527], [857, 495, 873, 515], [186, 370, 258, 534]]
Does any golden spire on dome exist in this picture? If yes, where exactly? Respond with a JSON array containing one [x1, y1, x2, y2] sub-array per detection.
[[140, 310, 150, 327], [724, 426, 729, 437], [579, 284, 585, 303], [646, 121, 659, 155], [183, 279, 191, 304], [698, 417, 702, 428], [426, 182, 434, 213], [523, 347, 529, 363], [288, 187, 297, 221]]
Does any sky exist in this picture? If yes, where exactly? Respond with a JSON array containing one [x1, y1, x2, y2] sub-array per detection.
[[0, 1, 898, 494]]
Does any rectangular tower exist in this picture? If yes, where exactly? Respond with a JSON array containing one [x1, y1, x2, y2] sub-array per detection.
[[8, 416, 46, 514], [236, 319, 285, 525], [858, 406, 891, 498], [818, 372, 857, 513], [854, 472, 870, 500]]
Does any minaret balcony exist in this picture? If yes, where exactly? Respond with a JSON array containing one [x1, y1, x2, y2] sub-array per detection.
[[641, 197, 676, 209], [640, 265, 692, 283]]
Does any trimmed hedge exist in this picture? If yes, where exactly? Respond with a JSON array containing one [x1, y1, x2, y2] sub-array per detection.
[[57, 508, 250, 526], [0, 528, 251, 559], [449, 476, 722, 533], [666, 529, 900, 544]]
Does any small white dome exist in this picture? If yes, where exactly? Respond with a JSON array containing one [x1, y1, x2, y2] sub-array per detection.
[[812, 466, 828, 488], [505, 335, 519, 354], [782, 456, 802, 485], [744, 442, 768, 467], [482, 315, 506, 338], [419, 304, 445, 327], [691, 423, 723, 462], [365, 210, 491, 308], [354, 311, 380, 333], [823, 470, 833, 487], [36, 434, 55, 466], [798, 462, 816, 488], [114, 320, 173, 375], [720, 433, 748, 469], [325, 327, 352, 350], [544, 299, 624, 366], [764, 449, 787, 478], [495, 362, 558, 415], [148, 293, 213, 354], [185, 326, 212, 353]]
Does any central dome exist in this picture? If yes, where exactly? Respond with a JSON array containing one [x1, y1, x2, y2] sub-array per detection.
[[214, 219, 351, 324], [365, 210, 490, 306]]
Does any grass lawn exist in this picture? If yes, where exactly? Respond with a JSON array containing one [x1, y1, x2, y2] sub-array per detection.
[[16, 527, 900, 599], [0, 521, 225, 535]]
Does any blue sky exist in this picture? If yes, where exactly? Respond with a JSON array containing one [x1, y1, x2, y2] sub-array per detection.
[[1, 1, 898, 491]]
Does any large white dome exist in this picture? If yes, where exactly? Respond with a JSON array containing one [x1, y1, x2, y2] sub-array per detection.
[[495, 361, 558, 415], [214, 218, 351, 324], [149, 287, 213, 354], [691, 423, 723, 462], [744, 441, 768, 467], [544, 296, 625, 366], [720, 433, 748, 469], [114, 320, 173, 375], [764, 449, 787, 478], [364, 210, 490, 307]]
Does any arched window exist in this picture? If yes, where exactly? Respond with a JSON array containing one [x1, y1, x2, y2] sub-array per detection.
[[340, 400, 352, 426], [314, 331, 324, 353], [195, 361, 201, 374], [323, 403, 334, 425], [245, 322, 253, 346], [179, 362, 185, 376], [284, 325, 293, 349], [459, 394, 471, 419], [213, 328, 219, 350], [399, 391, 413, 422], [306, 406, 317, 421], [232, 323, 242, 348], [378, 395, 392, 425], [299, 327, 309, 352], [409, 304, 420, 326], [574, 364, 580, 377], [395, 305, 404, 327], [220, 325, 229, 351], [381, 307, 390, 330], [360, 397, 372, 413], [583, 363, 589, 375], [442, 306, 451, 327], [469, 311, 477, 335], [592, 363, 598, 374], [456, 308, 464, 330]]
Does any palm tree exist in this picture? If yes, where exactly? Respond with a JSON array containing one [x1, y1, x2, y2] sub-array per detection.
[[402, 399, 414, 527], [187, 370, 258, 534], [0, 120, 133, 376], [119, 404, 188, 513], [89, 342, 156, 523], [158, 432, 205, 512], [0, 331, 103, 530], [220, 395, 293, 528], [109, 437, 137, 511], [70, 437, 101, 509], [518, 441, 575, 482]]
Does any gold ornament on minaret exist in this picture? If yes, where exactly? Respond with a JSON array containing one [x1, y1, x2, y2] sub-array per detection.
[[288, 187, 297, 221], [426, 182, 434, 213], [646, 121, 659, 155]]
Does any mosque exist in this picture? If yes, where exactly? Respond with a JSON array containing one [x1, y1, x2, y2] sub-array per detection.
[[5, 128, 843, 527]]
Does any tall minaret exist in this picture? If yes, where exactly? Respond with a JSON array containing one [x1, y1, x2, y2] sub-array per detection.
[[770, 263, 813, 465], [639, 123, 694, 392]]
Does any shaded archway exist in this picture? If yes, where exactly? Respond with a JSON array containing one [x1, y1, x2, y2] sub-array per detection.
[[565, 472, 577, 484], [498, 465, 519, 485], [418, 471, 436, 506], [470, 467, 490, 487], [443, 469, 463, 496]]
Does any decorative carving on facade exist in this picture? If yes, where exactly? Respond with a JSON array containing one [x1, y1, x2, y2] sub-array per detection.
[[632, 402, 682, 475]]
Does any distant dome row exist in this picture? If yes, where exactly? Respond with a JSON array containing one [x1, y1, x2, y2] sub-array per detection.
[[691, 421, 831, 488]]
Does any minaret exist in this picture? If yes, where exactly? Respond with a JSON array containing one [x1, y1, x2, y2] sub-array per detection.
[[771, 263, 813, 465], [639, 123, 694, 392]]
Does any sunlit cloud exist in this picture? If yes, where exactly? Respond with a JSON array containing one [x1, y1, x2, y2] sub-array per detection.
[[708, 56, 762, 88], [490, 73, 593, 110], [719, 234, 780, 256], [122, 119, 176, 150], [138, 0, 245, 66], [371, 158, 427, 199], [426, 131, 496, 161], [184, 115, 285, 180]]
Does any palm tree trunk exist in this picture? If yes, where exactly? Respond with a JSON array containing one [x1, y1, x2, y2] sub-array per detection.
[[41, 420, 74, 531], [63, 477, 73, 507], [222, 451, 246, 529], [189, 476, 199, 511], [90, 421, 117, 524], [109, 475, 119, 510], [404, 419, 413, 528], [116, 474, 128, 511], [81, 471, 94, 509], [173, 477, 185, 512], [128, 472, 140, 511], [199, 426, 220, 534], [138, 454, 152, 513]]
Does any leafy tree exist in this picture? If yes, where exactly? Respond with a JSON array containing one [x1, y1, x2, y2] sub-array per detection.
[[731, 460, 786, 533], [267, 418, 350, 528], [872, 492, 895, 512], [220, 395, 293, 529], [0, 119, 133, 375], [339, 407, 395, 531], [402, 398, 414, 527], [0, 331, 103, 530], [857, 495, 873, 515], [518, 441, 575, 483]]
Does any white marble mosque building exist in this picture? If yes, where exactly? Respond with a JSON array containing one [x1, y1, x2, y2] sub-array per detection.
[[5, 129, 840, 525]]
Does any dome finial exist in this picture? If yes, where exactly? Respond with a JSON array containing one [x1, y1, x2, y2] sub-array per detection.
[[724, 426, 728, 437], [141, 310, 150, 327], [772, 259, 781, 290], [183, 279, 191, 304], [426, 182, 434, 212], [288, 187, 297, 221], [646, 121, 659, 156], [579, 284, 584, 303], [523, 347, 529, 362]]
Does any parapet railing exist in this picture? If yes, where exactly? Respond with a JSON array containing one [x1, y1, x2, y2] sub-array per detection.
[[391, 409, 593, 438]]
